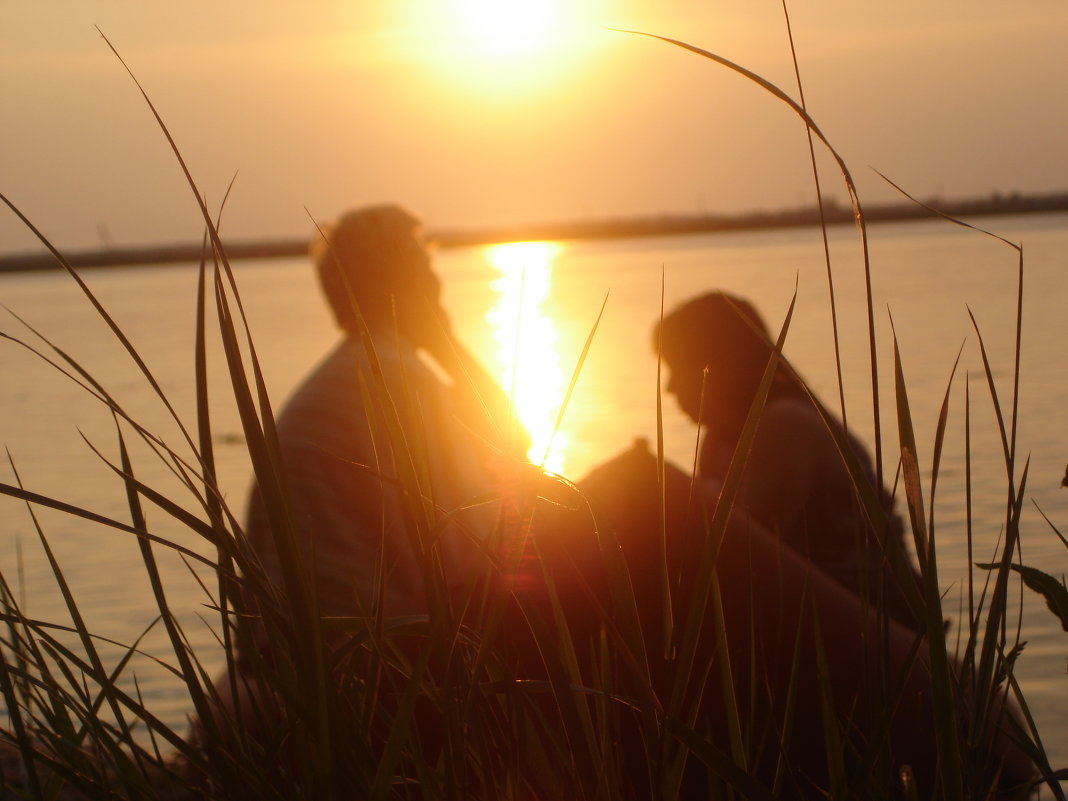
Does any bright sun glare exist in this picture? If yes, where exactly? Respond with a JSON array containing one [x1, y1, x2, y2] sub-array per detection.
[[408, 0, 605, 93], [484, 242, 567, 473], [452, 0, 566, 60]]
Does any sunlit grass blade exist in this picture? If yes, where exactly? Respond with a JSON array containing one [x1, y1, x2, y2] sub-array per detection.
[[209, 262, 338, 792], [968, 316, 1027, 746], [540, 292, 608, 468]]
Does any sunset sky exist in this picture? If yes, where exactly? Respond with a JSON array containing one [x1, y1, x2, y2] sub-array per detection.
[[2, 1, 1066, 253]]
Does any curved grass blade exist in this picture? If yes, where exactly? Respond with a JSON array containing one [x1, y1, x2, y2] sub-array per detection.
[[780, 1, 848, 429], [975, 563, 1068, 633], [616, 28, 886, 484]]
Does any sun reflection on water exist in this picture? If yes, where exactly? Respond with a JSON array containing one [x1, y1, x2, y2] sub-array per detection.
[[484, 242, 567, 473]]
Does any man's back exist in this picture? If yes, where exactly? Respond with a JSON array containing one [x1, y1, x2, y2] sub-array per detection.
[[243, 331, 500, 626]]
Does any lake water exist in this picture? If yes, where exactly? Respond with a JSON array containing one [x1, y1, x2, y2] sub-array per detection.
[[1, 213, 1066, 771]]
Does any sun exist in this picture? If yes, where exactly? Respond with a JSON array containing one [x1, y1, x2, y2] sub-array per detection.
[[403, 0, 607, 94], [450, 0, 567, 61]]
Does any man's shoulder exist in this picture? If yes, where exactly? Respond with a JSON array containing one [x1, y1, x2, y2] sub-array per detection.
[[277, 334, 444, 435], [280, 340, 365, 411]]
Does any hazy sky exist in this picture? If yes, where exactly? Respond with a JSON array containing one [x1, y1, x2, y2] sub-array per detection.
[[2, 1, 1066, 252]]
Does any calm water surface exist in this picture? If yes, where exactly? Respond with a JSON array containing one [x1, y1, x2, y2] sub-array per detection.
[[2, 213, 1066, 766]]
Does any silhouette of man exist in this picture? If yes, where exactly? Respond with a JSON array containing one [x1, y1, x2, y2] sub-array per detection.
[[242, 204, 523, 640]]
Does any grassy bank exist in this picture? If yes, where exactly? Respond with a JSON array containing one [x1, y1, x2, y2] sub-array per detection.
[[1, 26, 1066, 801]]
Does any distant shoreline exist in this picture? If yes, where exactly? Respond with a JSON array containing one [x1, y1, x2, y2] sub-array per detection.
[[2, 191, 1065, 274]]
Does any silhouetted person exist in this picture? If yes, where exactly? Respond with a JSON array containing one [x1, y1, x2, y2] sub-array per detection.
[[241, 204, 523, 635], [654, 291, 921, 627], [562, 435, 1032, 799], [192, 205, 527, 788]]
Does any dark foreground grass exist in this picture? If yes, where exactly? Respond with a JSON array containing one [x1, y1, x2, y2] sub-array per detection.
[[1, 25, 1067, 801]]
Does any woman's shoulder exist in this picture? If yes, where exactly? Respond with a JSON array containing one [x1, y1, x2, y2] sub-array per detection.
[[762, 395, 880, 485], [753, 395, 851, 477], [760, 395, 826, 436]]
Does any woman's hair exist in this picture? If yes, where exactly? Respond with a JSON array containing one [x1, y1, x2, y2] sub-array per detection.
[[656, 291, 770, 381], [654, 292, 801, 421], [654, 292, 768, 357]]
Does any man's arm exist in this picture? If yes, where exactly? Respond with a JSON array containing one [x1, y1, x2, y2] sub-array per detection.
[[406, 295, 530, 458]]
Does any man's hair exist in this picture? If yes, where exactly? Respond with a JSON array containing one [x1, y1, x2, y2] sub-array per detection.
[[311, 204, 430, 331]]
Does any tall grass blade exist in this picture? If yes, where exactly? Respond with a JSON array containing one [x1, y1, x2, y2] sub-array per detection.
[[1000, 669, 1068, 801], [927, 344, 966, 538], [0, 607, 46, 797], [0, 324, 183, 486], [661, 716, 778, 801], [810, 614, 848, 799], [780, 0, 847, 428], [891, 333, 963, 801], [540, 293, 608, 468], [877, 169, 1025, 503], [666, 289, 797, 742], [654, 271, 673, 660], [1032, 500, 1068, 548], [6, 455, 141, 759], [621, 27, 885, 485]]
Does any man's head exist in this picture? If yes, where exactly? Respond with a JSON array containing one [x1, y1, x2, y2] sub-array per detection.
[[312, 204, 439, 333]]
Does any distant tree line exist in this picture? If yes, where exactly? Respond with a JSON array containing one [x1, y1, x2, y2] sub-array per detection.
[[3, 190, 1066, 273]]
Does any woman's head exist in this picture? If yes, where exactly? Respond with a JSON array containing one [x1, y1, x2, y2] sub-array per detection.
[[653, 292, 774, 427]]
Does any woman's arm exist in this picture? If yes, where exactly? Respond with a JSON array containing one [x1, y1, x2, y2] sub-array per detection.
[[730, 399, 826, 535]]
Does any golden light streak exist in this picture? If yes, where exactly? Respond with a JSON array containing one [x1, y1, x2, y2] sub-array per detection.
[[484, 242, 567, 473]]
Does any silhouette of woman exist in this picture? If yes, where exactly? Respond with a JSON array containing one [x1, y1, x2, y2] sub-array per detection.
[[655, 291, 921, 627]]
